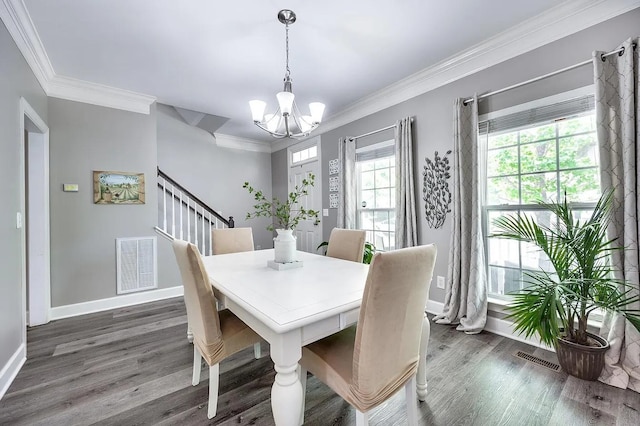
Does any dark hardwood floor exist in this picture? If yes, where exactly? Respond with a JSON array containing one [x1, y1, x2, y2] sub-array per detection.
[[1, 297, 638, 425]]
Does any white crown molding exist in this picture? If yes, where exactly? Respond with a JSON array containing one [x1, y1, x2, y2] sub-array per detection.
[[315, 0, 640, 137], [214, 133, 272, 153], [0, 0, 54, 90], [47, 75, 156, 114], [49, 286, 183, 320], [0, 0, 156, 114]]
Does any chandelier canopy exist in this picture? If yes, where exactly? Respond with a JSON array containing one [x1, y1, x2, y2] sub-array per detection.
[[249, 10, 325, 139]]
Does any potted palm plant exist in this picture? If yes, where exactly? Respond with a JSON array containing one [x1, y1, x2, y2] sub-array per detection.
[[491, 190, 640, 380], [243, 174, 319, 263], [316, 241, 377, 264]]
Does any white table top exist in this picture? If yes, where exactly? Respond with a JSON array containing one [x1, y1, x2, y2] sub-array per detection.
[[201, 249, 370, 334]]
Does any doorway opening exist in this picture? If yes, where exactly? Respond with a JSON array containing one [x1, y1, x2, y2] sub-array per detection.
[[19, 97, 51, 332]]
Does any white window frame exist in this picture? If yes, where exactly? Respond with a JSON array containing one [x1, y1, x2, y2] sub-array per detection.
[[355, 140, 396, 251], [481, 86, 601, 302]]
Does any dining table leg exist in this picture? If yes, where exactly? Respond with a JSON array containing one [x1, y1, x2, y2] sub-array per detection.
[[417, 314, 430, 401], [186, 323, 194, 343], [270, 330, 304, 425]]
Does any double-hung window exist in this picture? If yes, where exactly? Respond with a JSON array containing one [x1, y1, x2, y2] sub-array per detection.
[[482, 91, 600, 299], [356, 140, 396, 251]]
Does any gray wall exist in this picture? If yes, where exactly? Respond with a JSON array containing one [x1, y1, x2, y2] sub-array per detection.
[[0, 20, 48, 374], [157, 104, 273, 250], [48, 98, 159, 306], [272, 8, 640, 305], [270, 148, 289, 224]]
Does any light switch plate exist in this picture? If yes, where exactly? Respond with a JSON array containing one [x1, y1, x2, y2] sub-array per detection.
[[323, 208, 329, 217], [16, 212, 22, 229], [437, 276, 445, 289]]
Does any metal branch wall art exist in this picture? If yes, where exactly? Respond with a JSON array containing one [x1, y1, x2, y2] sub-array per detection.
[[422, 150, 452, 229]]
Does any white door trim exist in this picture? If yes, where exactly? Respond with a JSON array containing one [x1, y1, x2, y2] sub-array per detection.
[[19, 97, 51, 330]]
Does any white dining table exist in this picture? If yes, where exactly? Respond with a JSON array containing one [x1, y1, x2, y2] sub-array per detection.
[[201, 248, 430, 425]]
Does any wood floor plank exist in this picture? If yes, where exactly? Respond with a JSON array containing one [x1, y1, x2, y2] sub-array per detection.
[[1, 339, 191, 423], [9, 325, 187, 393], [549, 395, 617, 426], [52, 315, 187, 356], [26, 306, 185, 359], [1, 297, 639, 425], [558, 376, 625, 419], [31, 367, 195, 426], [493, 349, 568, 425], [416, 330, 507, 423], [618, 388, 640, 425], [111, 299, 184, 319]]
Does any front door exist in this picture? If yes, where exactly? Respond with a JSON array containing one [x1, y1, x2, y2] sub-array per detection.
[[288, 144, 322, 253]]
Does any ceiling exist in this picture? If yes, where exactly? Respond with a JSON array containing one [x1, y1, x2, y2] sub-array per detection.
[[22, 0, 572, 141]]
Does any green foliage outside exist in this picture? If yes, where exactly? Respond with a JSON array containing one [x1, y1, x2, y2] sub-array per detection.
[[487, 114, 602, 296], [487, 115, 600, 205]]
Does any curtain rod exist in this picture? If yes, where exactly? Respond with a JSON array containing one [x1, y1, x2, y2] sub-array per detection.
[[348, 117, 414, 141], [462, 44, 636, 105]]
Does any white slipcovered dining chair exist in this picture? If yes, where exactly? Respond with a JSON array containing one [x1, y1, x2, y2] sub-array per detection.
[[326, 228, 366, 263], [299, 244, 437, 425], [172, 239, 261, 419], [211, 227, 254, 255], [210, 227, 262, 358]]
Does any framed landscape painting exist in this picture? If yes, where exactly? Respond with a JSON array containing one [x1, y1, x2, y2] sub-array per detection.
[[93, 171, 145, 204]]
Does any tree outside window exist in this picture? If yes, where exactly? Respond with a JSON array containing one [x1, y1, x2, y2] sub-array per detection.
[[486, 112, 600, 298]]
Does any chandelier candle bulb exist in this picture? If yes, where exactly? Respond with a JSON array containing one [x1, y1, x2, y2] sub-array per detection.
[[276, 91, 295, 115], [249, 100, 266, 122], [248, 9, 325, 139], [309, 102, 325, 123]]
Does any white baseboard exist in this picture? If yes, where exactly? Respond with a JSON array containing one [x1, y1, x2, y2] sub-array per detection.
[[425, 299, 446, 317], [485, 315, 553, 352], [0, 343, 26, 400], [50, 286, 184, 320], [425, 299, 552, 351]]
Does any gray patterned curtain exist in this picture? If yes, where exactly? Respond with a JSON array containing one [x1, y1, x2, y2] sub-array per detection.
[[395, 117, 418, 248], [338, 137, 356, 229], [433, 96, 487, 334], [594, 37, 640, 392]]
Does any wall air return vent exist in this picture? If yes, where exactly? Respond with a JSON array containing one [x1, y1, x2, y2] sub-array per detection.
[[116, 236, 157, 294]]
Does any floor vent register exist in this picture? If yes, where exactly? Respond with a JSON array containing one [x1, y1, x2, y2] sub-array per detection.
[[513, 351, 560, 372]]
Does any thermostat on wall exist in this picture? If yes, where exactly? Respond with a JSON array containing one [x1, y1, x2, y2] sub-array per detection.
[[63, 184, 79, 192]]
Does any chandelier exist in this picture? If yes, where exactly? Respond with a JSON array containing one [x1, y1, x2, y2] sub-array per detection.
[[249, 10, 325, 139]]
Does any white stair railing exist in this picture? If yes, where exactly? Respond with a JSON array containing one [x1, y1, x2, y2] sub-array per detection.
[[155, 168, 234, 255]]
